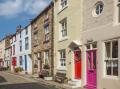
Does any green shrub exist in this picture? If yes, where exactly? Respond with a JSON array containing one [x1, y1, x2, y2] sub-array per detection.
[[15, 67, 23, 73], [43, 64, 50, 69]]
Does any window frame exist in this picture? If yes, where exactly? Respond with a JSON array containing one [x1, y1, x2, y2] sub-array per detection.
[[19, 40, 22, 52], [59, 18, 67, 39], [44, 25, 50, 41], [60, 0, 67, 9], [58, 49, 66, 69], [93, 1, 104, 17], [104, 40, 119, 77], [19, 56, 23, 66], [25, 37, 29, 50], [44, 50, 49, 65]]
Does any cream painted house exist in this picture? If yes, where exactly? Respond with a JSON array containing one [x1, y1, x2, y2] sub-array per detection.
[[81, 0, 120, 89], [0, 39, 5, 67], [53, 0, 83, 88]]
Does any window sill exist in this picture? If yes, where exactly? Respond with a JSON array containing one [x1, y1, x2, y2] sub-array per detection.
[[58, 37, 68, 42], [57, 67, 67, 71], [103, 75, 119, 80], [57, 6, 68, 15]]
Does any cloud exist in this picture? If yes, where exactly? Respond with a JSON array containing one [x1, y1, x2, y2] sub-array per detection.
[[0, 0, 22, 17], [24, 0, 49, 15], [0, 0, 51, 17]]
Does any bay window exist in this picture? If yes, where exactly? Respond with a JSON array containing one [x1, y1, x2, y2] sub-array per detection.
[[105, 40, 118, 76]]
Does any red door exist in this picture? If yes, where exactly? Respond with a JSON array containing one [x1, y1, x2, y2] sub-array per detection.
[[74, 50, 81, 79]]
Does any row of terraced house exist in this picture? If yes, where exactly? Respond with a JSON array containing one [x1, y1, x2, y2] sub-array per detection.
[[0, 0, 120, 89]]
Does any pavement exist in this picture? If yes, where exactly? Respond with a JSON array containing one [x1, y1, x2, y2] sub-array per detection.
[[0, 71, 83, 89], [0, 71, 61, 89]]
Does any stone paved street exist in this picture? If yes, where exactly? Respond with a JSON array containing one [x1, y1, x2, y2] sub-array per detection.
[[0, 72, 59, 89]]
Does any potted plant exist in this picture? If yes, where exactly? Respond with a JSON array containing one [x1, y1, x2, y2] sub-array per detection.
[[43, 64, 53, 80], [43, 64, 50, 69], [34, 64, 38, 68]]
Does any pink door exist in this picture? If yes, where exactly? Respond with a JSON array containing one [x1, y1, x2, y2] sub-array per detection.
[[86, 50, 97, 89], [74, 50, 81, 79]]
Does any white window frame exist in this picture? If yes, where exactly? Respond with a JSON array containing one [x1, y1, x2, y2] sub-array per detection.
[[44, 25, 49, 41], [19, 56, 23, 66], [44, 50, 49, 65], [93, 1, 104, 17], [59, 18, 67, 40], [25, 37, 29, 50], [58, 49, 66, 69], [104, 40, 119, 78], [19, 40, 22, 52], [118, 0, 120, 23], [60, 0, 67, 10]]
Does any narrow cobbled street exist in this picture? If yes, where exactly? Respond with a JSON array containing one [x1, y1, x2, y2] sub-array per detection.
[[0, 72, 59, 89]]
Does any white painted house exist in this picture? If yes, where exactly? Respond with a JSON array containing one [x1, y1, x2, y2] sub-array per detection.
[[10, 34, 17, 72], [16, 25, 32, 74]]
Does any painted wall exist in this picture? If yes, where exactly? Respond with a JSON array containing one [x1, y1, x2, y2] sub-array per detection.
[[82, 0, 120, 89], [0, 39, 5, 67], [16, 25, 32, 74], [54, 0, 83, 82], [10, 34, 17, 71]]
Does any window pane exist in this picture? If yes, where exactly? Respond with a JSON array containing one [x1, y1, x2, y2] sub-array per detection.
[[112, 41, 118, 58], [86, 45, 90, 49], [105, 42, 111, 58], [106, 61, 112, 75], [113, 60, 118, 76], [92, 43, 97, 48]]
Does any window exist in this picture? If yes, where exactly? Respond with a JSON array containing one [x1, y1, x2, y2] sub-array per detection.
[[34, 31, 38, 40], [44, 13, 49, 20], [94, 2, 104, 16], [44, 25, 49, 41], [20, 32, 21, 38], [59, 49, 66, 67], [61, 0, 67, 9], [118, 0, 120, 22], [19, 40, 22, 52], [105, 40, 118, 76], [25, 37, 29, 50], [60, 18, 67, 38], [13, 45, 15, 55], [10, 46, 12, 56], [26, 29, 28, 35], [19, 56, 23, 65], [44, 50, 49, 64]]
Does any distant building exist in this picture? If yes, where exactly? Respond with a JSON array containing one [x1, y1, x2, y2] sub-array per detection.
[[0, 39, 5, 67], [15, 25, 32, 74], [31, 2, 54, 76], [4, 35, 13, 68], [10, 34, 17, 71]]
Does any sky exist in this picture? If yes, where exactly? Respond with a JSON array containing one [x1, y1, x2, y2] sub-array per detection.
[[0, 0, 51, 39]]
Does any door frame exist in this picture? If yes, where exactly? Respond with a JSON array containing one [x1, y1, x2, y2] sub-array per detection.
[[85, 42, 97, 88]]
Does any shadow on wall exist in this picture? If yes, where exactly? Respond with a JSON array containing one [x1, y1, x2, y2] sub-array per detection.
[[0, 76, 7, 83]]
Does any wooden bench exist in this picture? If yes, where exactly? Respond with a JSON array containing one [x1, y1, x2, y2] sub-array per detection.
[[39, 70, 49, 78], [54, 72, 67, 83]]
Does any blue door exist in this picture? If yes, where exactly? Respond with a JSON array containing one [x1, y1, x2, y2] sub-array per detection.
[[24, 55, 27, 71]]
